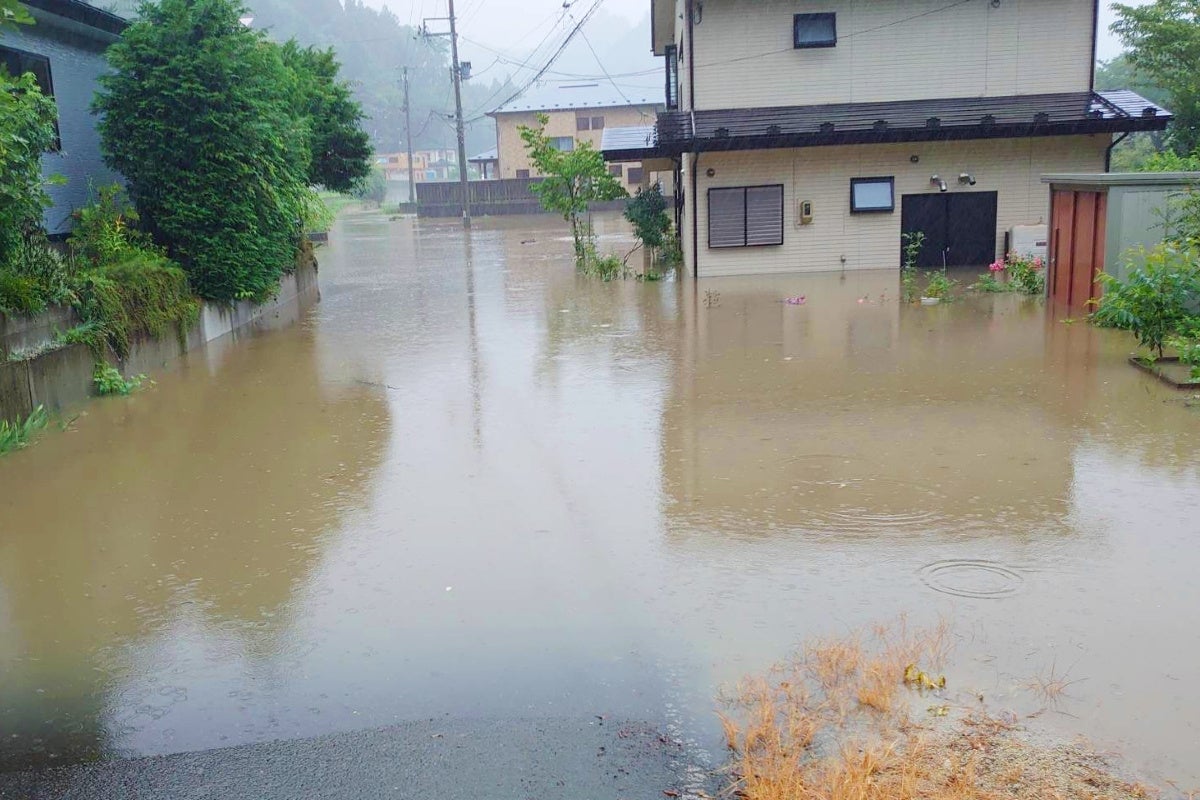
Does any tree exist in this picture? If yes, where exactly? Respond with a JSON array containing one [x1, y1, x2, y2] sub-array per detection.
[[281, 42, 371, 193], [518, 114, 627, 266], [1112, 0, 1200, 156], [94, 0, 369, 303], [0, 70, 58, 267]]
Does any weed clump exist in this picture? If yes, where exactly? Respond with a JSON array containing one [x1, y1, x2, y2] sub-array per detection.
[[719, 621, 1155, 800]]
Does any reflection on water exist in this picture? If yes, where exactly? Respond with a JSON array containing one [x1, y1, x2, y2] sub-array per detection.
[[0, 210, 1198, 786]]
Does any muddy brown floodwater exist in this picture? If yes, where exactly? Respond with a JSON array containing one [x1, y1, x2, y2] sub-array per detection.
[[1, 209, 1198, 788]]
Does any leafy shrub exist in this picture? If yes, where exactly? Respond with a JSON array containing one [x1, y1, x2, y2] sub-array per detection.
[[582, 249, 626, 282], [0, 70, 59, 268], [70, 184, 159, 268], [354, 166, 388, 205], [93, 363, 145, 395], [5, 234, 74, 304], [923, 270, 957, 301], [74, 253, 200, 358], [1092, 243, 1200, 358], [901, 231, 925, 303], [972, 273, 1008, 293], [624, 185, 670, 250], [0, 271, 45, 315]]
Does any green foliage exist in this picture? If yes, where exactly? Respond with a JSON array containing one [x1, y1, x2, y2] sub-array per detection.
[[518, 114, 628, 268], [0, 69, 59, 267], [1092, 243, 1200, 358], [972, 273, 1008, 293], [624, 184, 671, 250], [1168, 328, 1200, 377], [93, 0, 333, 303], [923, 270, 957, 302], [93, 363, 145, 396], [580, 248, 626, 282], [658, 232, 683, 268], [0, 271, 44, 314], [1112, 0, 1200, 156], [69, 184, 159, 267], [74, 253, 200, 358], [56, 321, 107, 353], [900, 231, 924, 303], [0, 405, 47, 456], [1007, 254, 1047, 295], [280, 41, 372, 193], [354, 165, 388, 205], [1, 0, 34, 28]]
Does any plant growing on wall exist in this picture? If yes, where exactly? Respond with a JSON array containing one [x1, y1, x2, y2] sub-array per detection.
[[518, 113, 627, 269]]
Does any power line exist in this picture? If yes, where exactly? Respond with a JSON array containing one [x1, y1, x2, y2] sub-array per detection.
[[576, 24, 654, 121], [463, 0, 605, 122]]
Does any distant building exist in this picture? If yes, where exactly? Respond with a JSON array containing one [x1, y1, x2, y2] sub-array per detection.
[[1, 0, 128, 235], [468, 147, 498, 180], [375, 149, 460, 183], [489, 82, 662, 191]]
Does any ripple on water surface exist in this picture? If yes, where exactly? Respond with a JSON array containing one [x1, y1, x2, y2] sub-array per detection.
[[917, 559, 1025, 599]]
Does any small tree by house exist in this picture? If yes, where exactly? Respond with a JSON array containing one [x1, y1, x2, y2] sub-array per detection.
[[518, 114, 627, 269]]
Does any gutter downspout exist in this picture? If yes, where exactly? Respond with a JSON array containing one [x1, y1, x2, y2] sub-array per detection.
[[687, 0, 698, 278], [1105, 132, 1130, 172], [1088, 0, 1099, 94]]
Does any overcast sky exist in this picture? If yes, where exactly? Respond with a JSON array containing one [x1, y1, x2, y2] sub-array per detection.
[[372, 0, 1136, 69]]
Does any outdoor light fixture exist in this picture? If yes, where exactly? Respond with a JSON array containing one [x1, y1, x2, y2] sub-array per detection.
[[959, 173, 976, 186], [930, 175, 948, 192]]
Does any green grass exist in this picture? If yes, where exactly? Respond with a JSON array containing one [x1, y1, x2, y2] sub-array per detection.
[[0, 406, 49, 456], [318, 191, 358, 218]]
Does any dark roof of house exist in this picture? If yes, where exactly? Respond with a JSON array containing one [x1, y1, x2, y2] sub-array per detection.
[[23, 0, 128, 34], [602, 91, 1171, 160]]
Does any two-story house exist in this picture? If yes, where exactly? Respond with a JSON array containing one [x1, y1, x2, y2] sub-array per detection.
[[602, 0, 1170, 278], [490, 82, 662, 191]]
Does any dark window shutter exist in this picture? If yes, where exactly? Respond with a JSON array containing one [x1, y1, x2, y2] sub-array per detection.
[[746, 186, 784, 245], [709, 188, 747, 248]]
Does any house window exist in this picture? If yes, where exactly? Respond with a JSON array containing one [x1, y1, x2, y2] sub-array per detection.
[[550, 136, 575, 152], [794, 13, 837, 49], [516, 169, 531, 178], [850, 177, 895, 213], [1, 45, 60, 150], [608, 164, 623, 178], [664, 44, 679, 110], [627, 167, 644, 184], [591, 116, 605, 130], [577, 116, 591, 131], [708, 185, 784, 248]]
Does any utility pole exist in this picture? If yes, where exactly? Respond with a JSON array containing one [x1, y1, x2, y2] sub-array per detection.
[[447, 0, 471, 227], [402, 67, 418, 214], [421, 2, 472, 227]]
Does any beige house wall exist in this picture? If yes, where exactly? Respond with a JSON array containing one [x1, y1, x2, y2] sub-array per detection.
[[687, 0, 1095, 111], [494, 104, 660, 190], [685, 135, 1109, 277]]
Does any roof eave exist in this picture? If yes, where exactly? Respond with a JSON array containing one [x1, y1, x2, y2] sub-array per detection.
[[658, 117, 1172, 155], [22, 0, 127, 35]]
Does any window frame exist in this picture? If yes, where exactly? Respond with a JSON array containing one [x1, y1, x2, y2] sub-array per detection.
[[849, 176, 895, 214], [793, 13, 837, 49], [707, 184, 785, 249], [576, 115, 591, 131], [1, 45, 61, 151], [608, 164, 623, 178], [664, 43, 680, 110], [591, 115, 605, 130], [626, 166, 645, 184], [550, 136, 575, 152], [515, 168, 531, 179]]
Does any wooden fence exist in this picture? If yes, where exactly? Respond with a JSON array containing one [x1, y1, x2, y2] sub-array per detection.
[[415, 178, 625, 218]]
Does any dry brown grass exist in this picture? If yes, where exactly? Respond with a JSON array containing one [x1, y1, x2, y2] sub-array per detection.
[[718, 620, 1157, 800]]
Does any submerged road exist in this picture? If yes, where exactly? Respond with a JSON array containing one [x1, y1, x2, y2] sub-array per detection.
[[2, 209, 1199, 794]]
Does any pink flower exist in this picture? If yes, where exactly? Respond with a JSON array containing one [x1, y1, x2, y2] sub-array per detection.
[[989, 261, 1006, 272], [1032, 257, 1044, 269]]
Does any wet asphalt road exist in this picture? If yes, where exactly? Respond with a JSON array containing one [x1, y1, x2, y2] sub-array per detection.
[[0, 717, 701, 799]]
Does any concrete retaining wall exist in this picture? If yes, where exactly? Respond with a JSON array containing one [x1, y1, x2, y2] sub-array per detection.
[[0, 257, 320, 423]]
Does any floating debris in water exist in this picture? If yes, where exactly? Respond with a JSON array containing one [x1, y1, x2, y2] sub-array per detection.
[[784, 295, 806, 305]]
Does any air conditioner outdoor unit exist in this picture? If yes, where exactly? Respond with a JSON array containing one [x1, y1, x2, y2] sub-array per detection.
[[1007, 224, 1048, 260]]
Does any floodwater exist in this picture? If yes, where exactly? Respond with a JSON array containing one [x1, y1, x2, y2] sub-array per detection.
[[1, 209, 1199, 787]]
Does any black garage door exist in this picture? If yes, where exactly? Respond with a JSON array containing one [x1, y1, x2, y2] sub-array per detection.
[[900, 192, 998, 268]]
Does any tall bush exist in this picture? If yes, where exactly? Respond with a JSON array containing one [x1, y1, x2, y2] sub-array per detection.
[[94, 0, 315, 303], [0, 70, 59, 269]]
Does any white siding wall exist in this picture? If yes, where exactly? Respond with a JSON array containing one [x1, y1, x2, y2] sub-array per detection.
[[691, 135, 1108, 277], [691, 0, 1095, 111]]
